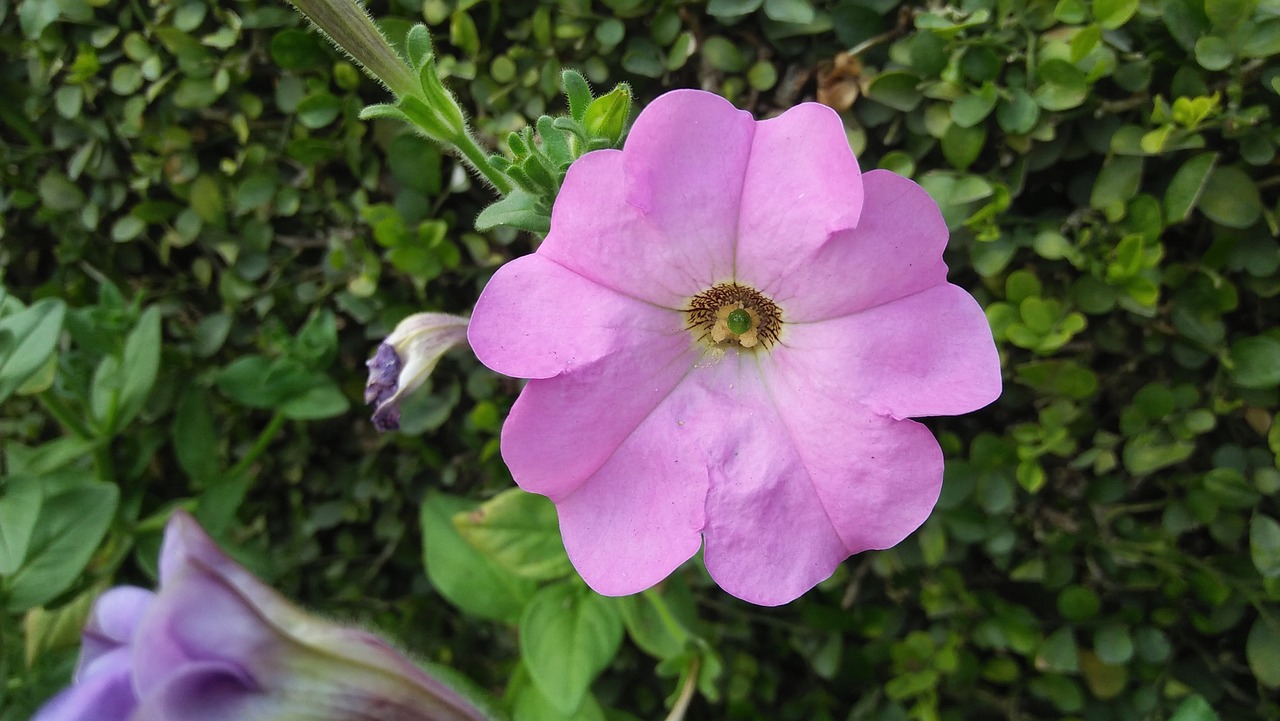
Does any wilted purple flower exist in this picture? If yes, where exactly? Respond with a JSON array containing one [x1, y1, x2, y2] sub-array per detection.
[[365, 313, 470, 431], [32, 511, 497, 721]]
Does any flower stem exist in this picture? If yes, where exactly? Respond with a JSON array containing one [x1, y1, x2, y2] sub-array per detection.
[[228, 411, 287, 479], [286, 0, 420, 100], [37, 391, 93, 440], [662, 653, 700, 721], [455, 133, 513, 195], [642, 587, 691, 646]]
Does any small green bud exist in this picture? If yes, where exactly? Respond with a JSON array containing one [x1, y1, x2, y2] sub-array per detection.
[[583, 83, 632, 146], [727, 308, 752, 335]]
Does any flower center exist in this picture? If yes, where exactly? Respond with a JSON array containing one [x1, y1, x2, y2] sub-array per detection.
[[686, 283, 782, 350]]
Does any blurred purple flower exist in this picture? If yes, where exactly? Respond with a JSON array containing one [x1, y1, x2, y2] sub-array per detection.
[[469, 89, 1002, 606], [32, 511, 497, 721]]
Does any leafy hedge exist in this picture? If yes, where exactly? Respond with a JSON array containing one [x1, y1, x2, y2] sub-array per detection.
[[1, 0, 1278, 720]]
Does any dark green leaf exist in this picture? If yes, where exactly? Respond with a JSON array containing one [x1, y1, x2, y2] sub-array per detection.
[[1198, 165, 1262, 228], [1164, 153, 1217, 223], [1228, 336, 1280, 388], [1250, 514, 1280, 578], [1246, 618, 1280, 688]]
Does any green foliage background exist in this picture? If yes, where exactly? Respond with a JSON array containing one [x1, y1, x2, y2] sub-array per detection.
[[2, 0, 1279, 719]]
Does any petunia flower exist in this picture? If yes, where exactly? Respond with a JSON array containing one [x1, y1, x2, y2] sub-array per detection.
[[32, 510, 498, 721], [467, 89, 1002, 606], [365, 312, 471, 431]]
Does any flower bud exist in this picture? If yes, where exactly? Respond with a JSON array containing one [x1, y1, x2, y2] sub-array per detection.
[[365, 312, 470, 431], [32, 511, 499, 721]]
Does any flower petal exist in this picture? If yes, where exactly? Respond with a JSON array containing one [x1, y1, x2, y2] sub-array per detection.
[[552, 356, 777, 596], [735, 103, 863, 291], [780, 283, 1002, 420], [470, 253, 685, 381], [500, 323, 699, 500], [767, 169, 952, 322], [32, 656, 137, 721], [700, 363, 945, 605], [536, 90, 755, 306], [77, 585, 154, 676], [131, 661, 259, 721]]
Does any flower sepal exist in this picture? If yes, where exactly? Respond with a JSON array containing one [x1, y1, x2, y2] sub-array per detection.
[[475, 71, 634, 237]]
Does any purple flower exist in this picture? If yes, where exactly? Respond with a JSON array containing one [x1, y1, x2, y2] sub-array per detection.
[[365, 313, 470, 431], [468, 90, 1002, 606], [32, 511, 497, 721]]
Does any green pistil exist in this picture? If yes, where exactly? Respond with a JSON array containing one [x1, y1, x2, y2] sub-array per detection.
[[727, 308, 752, 335]]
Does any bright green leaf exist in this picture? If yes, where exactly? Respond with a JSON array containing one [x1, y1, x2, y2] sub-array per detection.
[[6, 483, 119, 612], [520, 583, 624, 714], [420, 492, 536, 623], [453, 488, 573, 581]]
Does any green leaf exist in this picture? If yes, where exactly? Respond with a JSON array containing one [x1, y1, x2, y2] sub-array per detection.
[[996, 88, 1040, 134], [6, 482, 119, 612], [951, 88, 998, 128], [1194, 35, 1234, 70], [512, 681, 606, 721], [1168, 695, 1220, 721], [1034, 59, 1088, 111], [520, 583, 624, 714], [173, 388, 219, 484], [1228, 336, 1280, 388], [18, 0, 61, 39], [114, 306, 162, 430], [1089, 155, 1143, 211], [0, 298, 66, 404], [296, 92, 342, 128], [619, 586, 697, 661], [866, 71, 922, 112], [475, 190, 551, 235], [420, 492, 536, 623], [1250, 514, 1280, 578], [235, 173, 277, 214], [1204, 0, 1256, 30], [280, 380, 349, 420], [701, 36, 747, 72], [1093, 0, 1138, 28], [404, 23, 434, 70], [1246, 617, 1280, 688], [562, 69, 593, 122], [1093, 625, 1134, 665], [1243, 19, 1280, 57], [1123, 431, 1194, 475], [453, 488, 573, 581], [941, 123, 985, 170], [1164, 153, 1217, 223], [0, 476, 43, 576], [763, 0, 816, 24], [1057, 585, 1101, 621], [1198, 165, 1262, 228], [1079, 650, 1128, 699], [707, 0, 764, 18]]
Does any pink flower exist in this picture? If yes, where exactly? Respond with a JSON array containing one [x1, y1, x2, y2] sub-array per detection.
[[468, 90, 1001, 606]]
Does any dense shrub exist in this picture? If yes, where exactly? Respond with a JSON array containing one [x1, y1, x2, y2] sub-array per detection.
[[1, 0, 1277, 720]]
